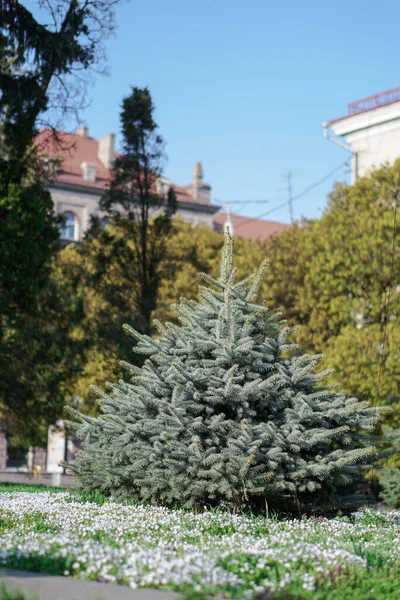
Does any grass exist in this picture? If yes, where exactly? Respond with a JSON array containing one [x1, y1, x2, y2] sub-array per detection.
[[0, 483, 106, 504], [0, 583, 36, 600], [0, 483, 399, 599], [0, 483, 63, 494]]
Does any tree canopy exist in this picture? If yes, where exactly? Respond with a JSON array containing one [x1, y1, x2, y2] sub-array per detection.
[[0, 0, 121, 440], [0, 0, 119, 185], [93, 86, 177, 335], [262, 161, 400, 422]]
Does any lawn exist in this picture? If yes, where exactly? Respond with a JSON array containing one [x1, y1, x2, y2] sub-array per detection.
[[0, 584, 33, 600], [0, 484, 399, 599]]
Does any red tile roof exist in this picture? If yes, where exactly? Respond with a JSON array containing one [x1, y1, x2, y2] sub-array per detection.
[[169, 184, 194, 202], [36, 130, 209, 204], [36, 130, 110, 190], [213, 212, 289, 240], [36, 130, 288, 240]]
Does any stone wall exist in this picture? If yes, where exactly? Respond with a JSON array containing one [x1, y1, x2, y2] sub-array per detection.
[[33, 447, 47, 472]]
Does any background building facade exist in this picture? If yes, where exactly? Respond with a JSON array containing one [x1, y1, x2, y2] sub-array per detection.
[[37, 127, 287, 242], [324, 87, 400, 183]]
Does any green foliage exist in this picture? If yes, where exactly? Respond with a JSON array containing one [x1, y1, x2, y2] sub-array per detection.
[[0, 0, 118, 185], [262, 163, 400, 428], [154, 219, 223, 324], [53, 237, 139, 414], [0, 583, 36, 600], [379, 428, 400, 507], [300, 164, 400, 349], [56, 220, 223, 411], [57, 220, 274, 413], [0, 184, 78, 444], [0, 183, 60, 324], [67, 235, 384, 512], [0, 246, 85, 446], [261, 222, 311, 329], [1, 488, 399, 599], [263, 163, 400, 348], [0, 552, 76, 579], [94, 86, 177, 335], [322, 324, 400, 422], [0, 483, 63, 494], [212, 560, 400, 600], [0, 0, 119, 441], [66, 489, 109, 505]]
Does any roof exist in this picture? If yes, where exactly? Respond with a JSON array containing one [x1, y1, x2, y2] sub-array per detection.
[[213, 212, 289, 240], [167, 183, 194, 202], [36, 130, 110, 190], [328, 87, 400, 125], [35, 130, 211, 206], [36, 129, 288, 240]]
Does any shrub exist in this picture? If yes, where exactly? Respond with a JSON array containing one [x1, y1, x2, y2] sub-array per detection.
[[66, 235, 385, 512]]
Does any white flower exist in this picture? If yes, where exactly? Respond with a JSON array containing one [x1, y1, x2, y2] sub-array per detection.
[[0, 491, 398, 597]]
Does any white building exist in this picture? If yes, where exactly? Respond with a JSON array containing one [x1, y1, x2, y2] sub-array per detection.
[[324, 87, 400, 183], [36, 127, 288, 243]]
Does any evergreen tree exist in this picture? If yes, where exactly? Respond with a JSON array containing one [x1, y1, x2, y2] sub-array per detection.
[[0, 183, 60, 327], [0, 0, 120, 438], [66, 234, 386, 512], [91, 87, 177, 335], [0, 0, 119, 186], [0, 246, 85, 446]]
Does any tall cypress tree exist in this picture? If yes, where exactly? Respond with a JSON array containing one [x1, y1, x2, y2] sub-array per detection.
[[91, 87, 177, 335], [66, 234, 386, 512]]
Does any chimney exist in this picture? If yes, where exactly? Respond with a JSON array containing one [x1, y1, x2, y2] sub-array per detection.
[[193, 161, 203, 184], [98, 133, 115, 170], [75, 126, 88, 137], [185, 161, 211, 203]]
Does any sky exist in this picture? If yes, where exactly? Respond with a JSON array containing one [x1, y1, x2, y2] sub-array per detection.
[[31, 0, 400, 223]]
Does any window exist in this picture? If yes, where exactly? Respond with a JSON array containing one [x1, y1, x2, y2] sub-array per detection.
[[81, 161, 96, 182], [60, 211, 79, 241]]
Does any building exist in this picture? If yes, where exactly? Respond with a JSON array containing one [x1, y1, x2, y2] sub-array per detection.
[[213, 212, 288, 240], [324, 87, 400, 183], [36, 127, 287, 242]]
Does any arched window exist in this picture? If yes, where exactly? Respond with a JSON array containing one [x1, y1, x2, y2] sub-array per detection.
[[60, 211, 79, 241]]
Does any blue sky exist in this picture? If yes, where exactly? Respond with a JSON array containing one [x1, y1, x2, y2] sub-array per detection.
[[36, 1, 400, 222]]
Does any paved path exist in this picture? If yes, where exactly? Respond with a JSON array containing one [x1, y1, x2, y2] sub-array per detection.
[[0, 570, 179, 600]]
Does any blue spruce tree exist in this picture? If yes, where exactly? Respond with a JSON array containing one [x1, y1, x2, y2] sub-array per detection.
[[66, 234, 386, 511]]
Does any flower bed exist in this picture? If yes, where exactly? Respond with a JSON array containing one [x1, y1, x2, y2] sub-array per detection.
[[0, 486, 399, 599]]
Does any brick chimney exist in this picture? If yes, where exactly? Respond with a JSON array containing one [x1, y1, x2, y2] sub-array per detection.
[[98, 133, 115, 170]]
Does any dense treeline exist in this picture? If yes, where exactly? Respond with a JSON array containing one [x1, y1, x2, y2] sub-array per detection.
[[2, 162, 400, 445], [45, 159, 400, 430]]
